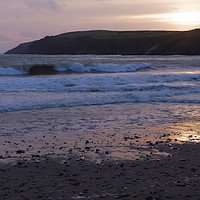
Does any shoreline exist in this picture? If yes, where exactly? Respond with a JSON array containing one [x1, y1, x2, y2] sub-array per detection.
[[0, 103, 188, 163], [0, 103, 200, 199]]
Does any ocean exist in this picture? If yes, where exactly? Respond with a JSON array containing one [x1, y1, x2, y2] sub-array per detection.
[[1, 54, 200, 126], [1, 54, 200, 200]]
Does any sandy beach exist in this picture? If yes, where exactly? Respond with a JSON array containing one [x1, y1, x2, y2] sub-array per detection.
[[0, 103, 200, 200]]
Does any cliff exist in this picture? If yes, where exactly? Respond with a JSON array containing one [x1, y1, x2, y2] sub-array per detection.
[[5, 29, 200, 55]]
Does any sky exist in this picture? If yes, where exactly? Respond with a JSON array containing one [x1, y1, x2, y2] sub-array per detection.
[[0, 0, 200, 53]]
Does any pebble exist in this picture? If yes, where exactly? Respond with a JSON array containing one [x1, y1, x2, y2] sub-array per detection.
[[95, 149, 100, 153], [16, 150, 25, 154], [146, 196, 153, 200]]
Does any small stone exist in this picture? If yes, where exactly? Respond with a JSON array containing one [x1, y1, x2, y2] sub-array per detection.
[[71, 182, 80, 186], [120, 163, 124, 168], [16, 150, 25, 154], [95, 149, 100, 153], [17, 161, 25, 166], [191, 168, 196, 172], [134, 136, 140, 139], [85, 140, 89, 144], [146, 196, 153, 200], [58, 172, 64, 176]]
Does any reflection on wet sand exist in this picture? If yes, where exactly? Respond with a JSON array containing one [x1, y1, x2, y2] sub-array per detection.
[[0, 104, 200, 199], [164, 121, 200, 143], [0, 103, 200, 165]]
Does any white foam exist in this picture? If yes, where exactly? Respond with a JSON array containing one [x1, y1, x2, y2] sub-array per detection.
[[1, 54, 200, 112], [0, 63, 151, 76], [0, 67, 24, 76], [92, 63, 150, 72], [55, 63, 150, 73], [1, 72, 200, 112]]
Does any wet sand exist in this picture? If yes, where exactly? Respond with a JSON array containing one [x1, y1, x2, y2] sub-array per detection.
[[0, 103, 200, 199]]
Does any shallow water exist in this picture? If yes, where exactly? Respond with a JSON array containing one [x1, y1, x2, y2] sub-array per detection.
[[0, 103, 199, 164]]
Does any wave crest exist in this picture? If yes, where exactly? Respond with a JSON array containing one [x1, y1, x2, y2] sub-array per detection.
[[0, 63, 150, 76], [0, 67, 24, 76], [55, 63, 150, 73]]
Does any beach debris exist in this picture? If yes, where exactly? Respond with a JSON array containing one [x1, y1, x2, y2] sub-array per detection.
[[95, 149, 100, 153], [146, 196, 153, 200], [85, 147, 91, 151], [57, 171, 64, 176], [123, 136, 133, 141], [0, 168, 6, 172], [120, 163, 124, 168], [16, 150, 25, 154], [175, 182, 188, 187], [146, 141, 154, 146], [17, 161, 25, 166], [85, 140, 89, 145], [134, 135, 141, 139], [105, 151, 110, 154]]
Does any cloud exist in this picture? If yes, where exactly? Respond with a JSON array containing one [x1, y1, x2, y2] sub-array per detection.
[[0, 34, 12, 42], [0, 0, 62, 12], [19, 31, 39, 39], [24, 0, 62, 12], [0, 0, 199, 53]]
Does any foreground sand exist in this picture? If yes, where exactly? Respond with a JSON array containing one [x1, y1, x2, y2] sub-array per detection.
[[0, 103, 200, 199]]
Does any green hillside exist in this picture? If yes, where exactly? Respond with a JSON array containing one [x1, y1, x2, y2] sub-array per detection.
[[5, 29, 200, 55]]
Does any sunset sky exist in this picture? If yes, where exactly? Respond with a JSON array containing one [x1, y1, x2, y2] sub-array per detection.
[[0, 0, 200, 53]]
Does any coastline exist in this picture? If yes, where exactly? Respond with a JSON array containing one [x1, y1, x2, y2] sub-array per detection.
[[0, 103, 200, 199]]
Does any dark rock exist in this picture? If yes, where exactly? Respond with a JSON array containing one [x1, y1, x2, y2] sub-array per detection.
[[28, 64, 56, 75]]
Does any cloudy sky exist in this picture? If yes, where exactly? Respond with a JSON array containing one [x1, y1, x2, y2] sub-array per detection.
[[0, 0, 200, 53]]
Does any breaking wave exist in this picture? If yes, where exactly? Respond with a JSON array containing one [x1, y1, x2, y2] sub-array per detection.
[[0, 63, 150, 76], [0, 67, 24, 76], [1, 71, 200, 112], [55, 63, 150, 73]]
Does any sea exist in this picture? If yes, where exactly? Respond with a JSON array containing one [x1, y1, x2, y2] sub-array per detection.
[[1, 54, 200, 126]]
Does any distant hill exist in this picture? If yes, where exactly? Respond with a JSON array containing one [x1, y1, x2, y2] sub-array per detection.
[[5, 29, 200, 55]]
